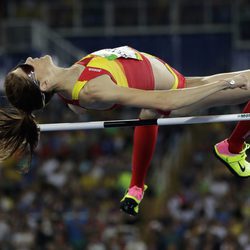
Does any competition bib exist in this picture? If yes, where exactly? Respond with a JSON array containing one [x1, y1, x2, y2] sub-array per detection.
[[91, 46, 142, 60]]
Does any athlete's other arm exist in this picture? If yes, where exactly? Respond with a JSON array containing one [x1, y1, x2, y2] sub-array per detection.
[[79, 74, 249, 112]]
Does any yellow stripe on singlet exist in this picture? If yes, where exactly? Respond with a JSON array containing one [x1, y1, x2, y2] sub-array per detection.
[[164, 63, 178, 90], [72, 80, 87, 100], [142, 52, 179, 90], [71, 56, 128, 101], [87, 57, 128, 88]]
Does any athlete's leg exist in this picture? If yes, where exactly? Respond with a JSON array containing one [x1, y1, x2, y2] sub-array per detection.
[[129, 109, 160, 189], [227, 101, 250, 153], [120, 109, 160, 216], [213, 102, 250, 178], [214, 103, 250, 178]]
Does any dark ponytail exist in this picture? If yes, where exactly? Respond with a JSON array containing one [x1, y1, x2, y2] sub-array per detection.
[[0, 108, 39, 166], [2, 70, 53, 171]]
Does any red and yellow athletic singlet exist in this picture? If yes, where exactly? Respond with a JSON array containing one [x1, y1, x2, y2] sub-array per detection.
[[58, 46, 186, 113]]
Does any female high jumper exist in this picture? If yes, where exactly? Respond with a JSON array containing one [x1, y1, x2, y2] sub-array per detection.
[[1, 46, 250, 216]]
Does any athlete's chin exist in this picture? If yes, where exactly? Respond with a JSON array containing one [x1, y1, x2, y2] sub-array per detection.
[[25, 57, 33, 64]]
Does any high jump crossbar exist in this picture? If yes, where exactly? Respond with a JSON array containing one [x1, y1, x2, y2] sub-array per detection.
[[39, 113, 250, 132]]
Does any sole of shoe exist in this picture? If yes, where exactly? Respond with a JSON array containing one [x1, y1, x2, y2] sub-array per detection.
[[120, 197, 138, 216]]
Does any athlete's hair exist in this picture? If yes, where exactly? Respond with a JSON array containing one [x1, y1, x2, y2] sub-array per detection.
[[0, 72, 53, 166]]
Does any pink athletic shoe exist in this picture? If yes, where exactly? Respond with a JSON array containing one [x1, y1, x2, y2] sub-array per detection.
[[120, 185, 147, 216]]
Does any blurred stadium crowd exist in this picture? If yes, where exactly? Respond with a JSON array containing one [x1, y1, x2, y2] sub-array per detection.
[[0, 98, 250, 250], [1, 0, 250, 250]]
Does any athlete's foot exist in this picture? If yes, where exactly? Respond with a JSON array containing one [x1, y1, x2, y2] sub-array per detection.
[[120, 185, 147, 216], [214, 139, 250, 177]]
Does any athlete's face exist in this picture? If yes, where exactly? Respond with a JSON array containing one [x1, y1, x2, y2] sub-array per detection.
[[12, 55, 56, 91], [24, 55, 55, 81]]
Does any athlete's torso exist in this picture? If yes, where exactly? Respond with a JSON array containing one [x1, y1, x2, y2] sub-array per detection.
[[141, 52, 175, 90], [58, 46, 185, 111]]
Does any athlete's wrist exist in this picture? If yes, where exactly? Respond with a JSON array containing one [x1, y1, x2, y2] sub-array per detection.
[[220, 79, 232, 89]]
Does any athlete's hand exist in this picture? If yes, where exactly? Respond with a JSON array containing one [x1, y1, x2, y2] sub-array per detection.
[[225, 74, 250, 90]]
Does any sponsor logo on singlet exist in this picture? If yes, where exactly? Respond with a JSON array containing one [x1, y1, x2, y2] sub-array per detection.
[[88, 67, 102, 72]]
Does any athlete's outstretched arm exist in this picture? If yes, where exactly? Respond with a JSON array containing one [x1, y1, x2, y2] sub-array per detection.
[[186, 69, 250, 87], [80, 74, 248, 112]]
